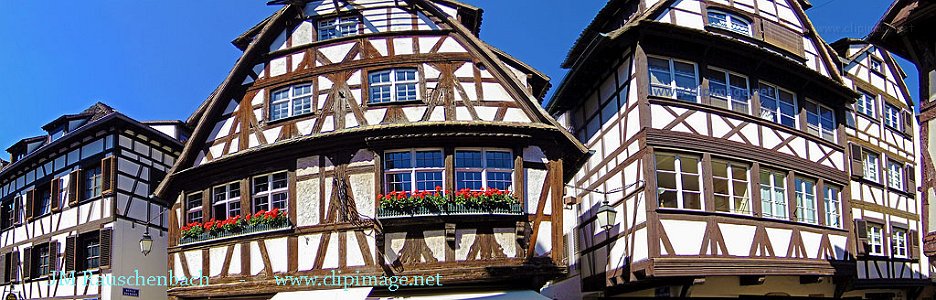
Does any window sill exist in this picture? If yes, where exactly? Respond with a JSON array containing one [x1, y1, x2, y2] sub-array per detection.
[[655, 208, 848, 232], [366, 100, 425, 108], [266, 112, 317, 127]]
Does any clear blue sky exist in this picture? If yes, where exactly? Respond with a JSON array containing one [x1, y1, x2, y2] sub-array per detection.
[[0, 0, 915, 152]]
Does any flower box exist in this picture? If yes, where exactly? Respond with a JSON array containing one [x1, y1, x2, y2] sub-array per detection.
[[180, 208, 291, 245], [377, 202, 524, 218], [377, 188, 523, 218]]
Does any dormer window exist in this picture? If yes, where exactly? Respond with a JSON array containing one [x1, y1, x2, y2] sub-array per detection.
[[869, 57, 884, 73], [318, 16, 359, 41], [708, 10, 752, 36]]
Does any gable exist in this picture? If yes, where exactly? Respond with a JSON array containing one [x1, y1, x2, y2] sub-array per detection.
[[842, 45, 914, 108]]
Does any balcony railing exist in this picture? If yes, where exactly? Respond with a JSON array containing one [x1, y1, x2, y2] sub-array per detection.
[[377, 202, 524, 218], [180, 221, 292, 245]]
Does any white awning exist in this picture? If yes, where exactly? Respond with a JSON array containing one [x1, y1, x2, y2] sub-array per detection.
[[270, 287, 373, 300], [373, 290, 552, 300]]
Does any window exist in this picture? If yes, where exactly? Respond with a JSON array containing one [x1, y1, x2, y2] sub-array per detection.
[[35, 183, 51, 218], [707, 10, 753, 36], [888, 160, 904, 189], [384, 149, 444, 192], [83, 166, 103, 200], [454, 149, 514, 190], [824, 185, 842, 228], [78, 233, 100, 271], [884, 103, 901, 130], [369, 69, 418, 104], [712, 160, 751, 214], [706, 68, 750, 113], [1, 199, 12, 229], [803, 99, 836, 142], [869, 57, 884, 73], [648, 57, 699, 102], [759, 83, 797, 128], [253, 172, 288, 213], [318, 16, 359, 40], [863, 151, 880, 183], [760, 170, 788, 219], [655, 153, 703, 210], [212, 183, 241, 219], [794, 178, 817, 224], [857, 90, 877, 117], [868, 224, 885, 255], [892, 228, 908, 258], [269, 84, 313, 121], [186, 193, 203, 224], [35, 244, 50, 277]]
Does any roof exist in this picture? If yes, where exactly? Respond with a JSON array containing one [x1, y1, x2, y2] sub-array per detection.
[[40, 102, 115, 131], [867, 0, 936, 63]]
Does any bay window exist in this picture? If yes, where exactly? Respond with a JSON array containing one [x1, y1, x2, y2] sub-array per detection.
[[794, 177, 817, 224], [648, 57, 699, 102], [252, 172, 289, 213], [212, 182, 241, 219], [760, 170, 788, 219], [712, 160, 750, 214], [369, 68, 418, 104], [824, 185, 842, 228], [655, 153, 703, 210], [384, 149, 445, 192], [454, 149, 514, 191], [706, 68, 750, 113], [270, 84, 313, 121], [759, 82, 797, 128], [803, 99, 836, 142]]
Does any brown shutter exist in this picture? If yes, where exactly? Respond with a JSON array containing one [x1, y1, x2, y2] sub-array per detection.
[[48, 242, 58, 275], [13, 197, 21, 225], [903, 111, 914, 136], [101, 157, 116, 195], [25, 190, 34, 222], [850, 144, 863, 179], [906, 165, 917, 195], [51, 178, 62, 213], [99, 228, 112, 269], [0, 253, 7, 284], [855, 219, 869, 256], [64, 236, 76, 272], [910, 229, 921, 260], [21, 247, 30, 281], [11, 251, 19, 282], [761, 20, 805, 57], [68, 170, 81, 207]]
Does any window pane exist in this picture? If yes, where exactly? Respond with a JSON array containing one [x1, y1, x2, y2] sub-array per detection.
[[253, 196, 268, 213], [385, 152, 412, 169], [396, 83, 418, 101], [414, 151, 443, 168], [272, 173, 288, 189], [487, 172, 513, 190], [455, 151, 483, 168], [253, 177, 269, 193], [415, 171, 443, 191], [486, 151, 513, 169], [456, 172, 483, 190], [386, 173, 412, 192]]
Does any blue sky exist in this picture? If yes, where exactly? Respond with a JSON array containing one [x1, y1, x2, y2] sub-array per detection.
[[0, 0, 914, 151]]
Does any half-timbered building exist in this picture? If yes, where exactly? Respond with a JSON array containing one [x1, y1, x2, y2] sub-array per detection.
[[542, 0, 913, 298], [155, 0, 588, 299], [0, 102, 186, 299], [830, 37, 930, 299]]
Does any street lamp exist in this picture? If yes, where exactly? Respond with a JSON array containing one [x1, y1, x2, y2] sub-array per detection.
[[595, 200, 617, 230], [140, 231, 153, 256]]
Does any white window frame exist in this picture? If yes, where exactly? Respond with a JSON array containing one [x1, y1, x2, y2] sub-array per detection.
[[884, 103, 901, 130], [857, 90, 877, 117], [648, 56, 699, 102], [318, 15, 359, 40], [892, 228, 908, 258], [383, 149, 445, 193], [707, 10, 753, 36], [869, 56, 884, 73], [712, 160, 751, 215], [888, 160, 904, 189], [186, 192, 203, 224], [804, 98, 836, 142], [269, 84, 313, 122], [824, 185, 842, 228], [794, 177, 817, 224], [368, 68, 419, 104], [863, 151, 880, 183], [252, 172, 289, 213], [37, 244, 50, 276], [212, 182, 241, 220], [454, 148, 515, 191], [868, 224, 885, 256], [759, 82, 798, 129], [655, 153, 704, 210], [707, 67, 751, 113], [760, 170, 788, 219]]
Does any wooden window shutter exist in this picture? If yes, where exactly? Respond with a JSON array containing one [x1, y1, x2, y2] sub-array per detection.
[[11, 251, 19, 282], [48, 241, 58, 275], [51, 178, 62, 213], [0, 253, 7, 284], [761, 20, 805, 57], [68, 170, 81, 207], [906, 165, 917, 195], [855, 219, 869, 255], [21, 247, 31, 281], [25, 190, 34, 222], [903, 111, 914, 136], [64, 236, 76, 272], [99, 228, 112, 269], [102, 157, 116, 195], [910, 229, 920, 259], [13, 197, 21, 225], [849, 144, 863, 178]]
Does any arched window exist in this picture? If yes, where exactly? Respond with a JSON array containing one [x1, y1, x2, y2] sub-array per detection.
[[707, 10, 752, 36]]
